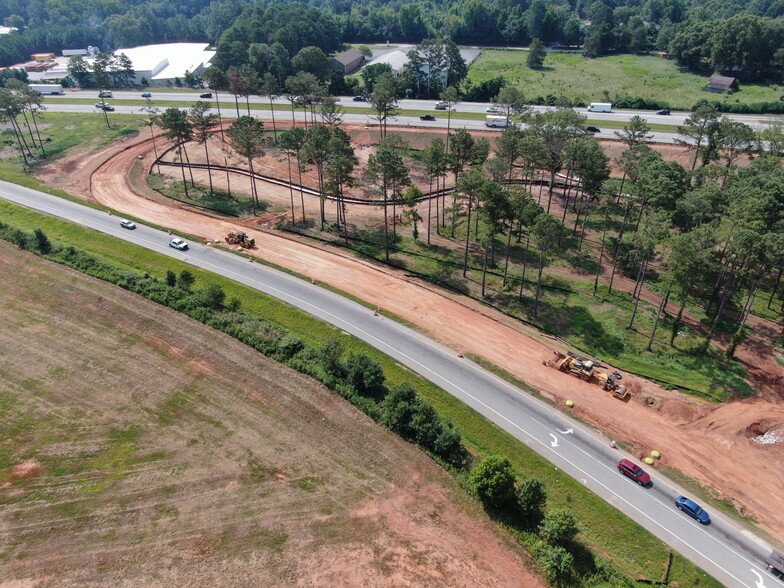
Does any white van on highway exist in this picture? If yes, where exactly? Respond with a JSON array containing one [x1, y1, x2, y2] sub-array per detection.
[[587, 102, 612, 113]]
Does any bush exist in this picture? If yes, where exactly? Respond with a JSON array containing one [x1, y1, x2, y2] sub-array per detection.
[[516, 478, 547, 527], [277, 334, 304, 359], [33, 228, 52, 254], [536, 542, 574, 582], [345, 353, 386, 397], [203, 283, 226, 309], [539, 509, 579, 546], [380, 383, 419, 438], [470, 455, 517, 513], [165, 270, 177, 287], [178, 269, 195, 290], [613, 95, 669, 110], [463, 76, 506, 102], [317, 338, 345, 378]]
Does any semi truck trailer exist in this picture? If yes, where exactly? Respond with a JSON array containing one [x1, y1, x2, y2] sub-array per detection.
[[28, 84, 64, 95]]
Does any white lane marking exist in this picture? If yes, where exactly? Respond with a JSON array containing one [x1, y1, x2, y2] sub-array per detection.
[[0, 186, 762, 587], [558, 428, 574, 435], [752, 569, 766, 587], [550, 434, 559, 448]]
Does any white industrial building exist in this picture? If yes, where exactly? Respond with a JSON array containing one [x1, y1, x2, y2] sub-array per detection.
[[35, 42, 214, 86], [115, 42, 215, 86], [365, 50, 410, 76]]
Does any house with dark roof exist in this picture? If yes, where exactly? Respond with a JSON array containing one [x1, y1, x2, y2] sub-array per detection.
[[332, 48, 365, 75], [705, 74, 738, 93]]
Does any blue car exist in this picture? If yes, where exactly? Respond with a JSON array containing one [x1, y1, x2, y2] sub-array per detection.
[[141, 92, 152, 98], [675, 496, 711, 524]]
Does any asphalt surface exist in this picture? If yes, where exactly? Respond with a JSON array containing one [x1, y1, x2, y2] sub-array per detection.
[[47, 90, 782, 144], [1, 179, 781, 588]]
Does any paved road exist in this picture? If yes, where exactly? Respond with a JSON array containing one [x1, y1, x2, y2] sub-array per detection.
[[50, 89, 780, 132], [43, 100, 682, 144], [1, 179, 781, 588]]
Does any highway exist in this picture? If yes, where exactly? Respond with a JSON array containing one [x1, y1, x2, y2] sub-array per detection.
[[42, 97, 685, 143], [44, 89, 781, 144], [1, 179, 781, 586]]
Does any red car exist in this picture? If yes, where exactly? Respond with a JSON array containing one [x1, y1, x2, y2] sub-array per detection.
[[618, 458, 651, 486]]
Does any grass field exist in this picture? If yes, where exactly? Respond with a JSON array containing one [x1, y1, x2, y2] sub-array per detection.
[[468, 50, 783, 110], [0, 240, 540, 586], [0, 198, 721, 587]]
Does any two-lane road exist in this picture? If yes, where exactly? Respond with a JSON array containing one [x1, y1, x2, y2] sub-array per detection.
[[1, 179, 780, 588]]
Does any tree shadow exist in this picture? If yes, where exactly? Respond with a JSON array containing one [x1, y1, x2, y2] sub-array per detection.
[[536, 302, 625, 356]]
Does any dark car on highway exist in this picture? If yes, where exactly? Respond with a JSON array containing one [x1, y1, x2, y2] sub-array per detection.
[[353, 95, 366, 102], [199, 92, 213, 99], [617, 459, 651, 486], [657, 108, 671, 115], [420, 115, 436, 121], [675, 496, 710, 524], [586, 126, 601, 133]]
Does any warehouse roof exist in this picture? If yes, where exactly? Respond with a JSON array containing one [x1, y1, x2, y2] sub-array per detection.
[[114, 43, 215, 80]]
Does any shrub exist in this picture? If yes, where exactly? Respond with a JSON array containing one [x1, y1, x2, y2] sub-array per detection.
[[165, 270, 177, 287], [345, 353, 386, 397], [470, 455, 517, 513], [539, 509, 579, 546], [317, 338, 345, 378], [277, 334, 304, 359], [380, 383, 419, 438], [178, 269, 195, 290], [33, 228, 52, 254], [203, 283, 226, 309], [536, 542, 574, 582], [516, 478, 548, 527]]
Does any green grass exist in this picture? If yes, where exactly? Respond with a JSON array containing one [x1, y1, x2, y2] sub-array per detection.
[[0, 199, 721, 587], [469, 50, 784, 111]]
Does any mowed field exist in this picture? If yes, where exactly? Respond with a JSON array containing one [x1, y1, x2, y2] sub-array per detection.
[[469, 50, 782, 110], [0, 242, 540, 587]]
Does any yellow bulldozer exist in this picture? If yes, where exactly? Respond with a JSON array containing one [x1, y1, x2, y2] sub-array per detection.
[[225, 231, 255, 249], [543, 350, 630, 400]]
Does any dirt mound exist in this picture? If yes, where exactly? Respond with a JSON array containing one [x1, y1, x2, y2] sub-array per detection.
[[11, 460, 44, 480]]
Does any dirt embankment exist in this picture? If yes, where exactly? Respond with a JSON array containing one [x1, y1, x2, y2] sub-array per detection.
[[32, 124, 784, 546]]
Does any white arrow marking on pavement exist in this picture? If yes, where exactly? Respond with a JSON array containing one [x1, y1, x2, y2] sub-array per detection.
[[751, 569, 766, 588], [550, 434, 559, 448], [557, 428, 574, 435]]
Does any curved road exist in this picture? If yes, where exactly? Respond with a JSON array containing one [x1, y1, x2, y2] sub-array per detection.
[[1, 179, 780, 588]]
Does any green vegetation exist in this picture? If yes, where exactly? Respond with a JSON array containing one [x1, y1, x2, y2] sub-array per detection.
[[0, 111, 143, 165], [0, 206, 722, 587], [468, 51, 783, 111]]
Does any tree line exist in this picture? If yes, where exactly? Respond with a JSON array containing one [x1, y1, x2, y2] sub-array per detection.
[[4, 0, 784, 83], [142, 70, 783, 371]]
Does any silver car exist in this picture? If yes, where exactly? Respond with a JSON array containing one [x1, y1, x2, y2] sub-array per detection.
[[119, 219, 136, 229], [169, 237, 188, 251]]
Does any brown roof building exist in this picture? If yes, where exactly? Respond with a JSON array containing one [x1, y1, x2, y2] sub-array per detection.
[[705, 74, 738, 93], [332, 48, 365, 75]]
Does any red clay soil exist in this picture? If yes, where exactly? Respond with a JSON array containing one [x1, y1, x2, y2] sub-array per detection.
[[33, 125, 784, 546]]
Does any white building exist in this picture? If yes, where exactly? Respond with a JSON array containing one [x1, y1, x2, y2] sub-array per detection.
[[113, 43, 215, 86], [365, 50, 410, 76], [0, 26, 18, 35]]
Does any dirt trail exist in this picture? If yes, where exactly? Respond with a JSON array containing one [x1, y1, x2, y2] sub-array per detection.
[[35, 128, 784, 545]]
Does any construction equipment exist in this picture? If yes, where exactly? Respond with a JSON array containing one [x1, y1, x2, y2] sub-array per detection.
[[225, 231, 255, 249], [543, 350, 629, 400]]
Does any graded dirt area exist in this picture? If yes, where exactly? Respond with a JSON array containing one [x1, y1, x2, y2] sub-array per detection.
[[0, 242, 542, 587], [32, 124, 784, 546]]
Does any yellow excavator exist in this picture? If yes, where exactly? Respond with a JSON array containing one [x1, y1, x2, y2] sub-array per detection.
[[543, 350, 630, 400]]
